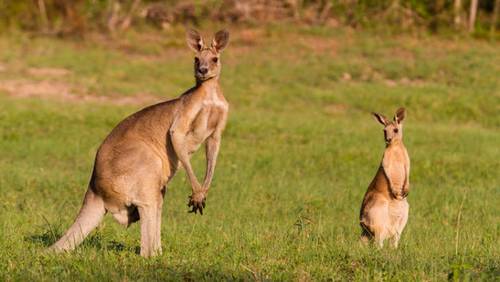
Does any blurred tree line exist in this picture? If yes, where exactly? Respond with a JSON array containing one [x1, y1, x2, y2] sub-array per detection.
[[0, 0, 498, 37]]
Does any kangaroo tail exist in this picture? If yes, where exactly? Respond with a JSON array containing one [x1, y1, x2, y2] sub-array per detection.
[[49, 188, 105, 252]]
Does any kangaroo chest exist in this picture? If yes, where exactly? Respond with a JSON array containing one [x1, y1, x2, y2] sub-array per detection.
[[191, 106, 224, 135], [186, 95, 227, 150]]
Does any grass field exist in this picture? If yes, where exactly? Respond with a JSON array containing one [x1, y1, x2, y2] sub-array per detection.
[[0, 25, 498, 280]]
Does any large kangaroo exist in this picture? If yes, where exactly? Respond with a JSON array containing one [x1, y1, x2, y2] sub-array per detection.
[[49, 29, 230, 257], [360, 107, 410, 248]]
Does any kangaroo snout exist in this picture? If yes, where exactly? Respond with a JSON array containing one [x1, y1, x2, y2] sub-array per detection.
[[198, 67, 208, 75], [383, 130, 393, 144]]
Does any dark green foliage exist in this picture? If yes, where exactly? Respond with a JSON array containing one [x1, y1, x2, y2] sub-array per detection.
[[0, 0, 498, 36]]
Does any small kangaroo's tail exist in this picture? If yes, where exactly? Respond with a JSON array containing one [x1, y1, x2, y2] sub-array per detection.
[[49, 188, 105, 252]]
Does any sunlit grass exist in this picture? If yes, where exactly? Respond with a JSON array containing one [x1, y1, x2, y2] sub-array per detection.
[[0, 26, 498, 280]]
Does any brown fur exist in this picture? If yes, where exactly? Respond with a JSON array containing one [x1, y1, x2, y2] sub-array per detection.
[[49, 29, 230, 257], [360, 107, 410, 248]]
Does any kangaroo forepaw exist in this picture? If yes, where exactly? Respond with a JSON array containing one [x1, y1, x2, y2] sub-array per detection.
[[188, 192, 206, 215]]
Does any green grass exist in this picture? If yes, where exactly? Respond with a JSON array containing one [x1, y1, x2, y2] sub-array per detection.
[[0, 26, 499, 280]]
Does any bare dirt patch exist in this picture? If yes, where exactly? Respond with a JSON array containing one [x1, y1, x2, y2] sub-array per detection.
[[26, 67, 72, 77], [0, 78, 159, 105]]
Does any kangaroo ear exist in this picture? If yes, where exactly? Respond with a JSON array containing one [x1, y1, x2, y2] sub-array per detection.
[[394, 107, 406, 124], [212, 29, 229, 53], [372, 112, 388, 126], [186, 29, 204, 52]]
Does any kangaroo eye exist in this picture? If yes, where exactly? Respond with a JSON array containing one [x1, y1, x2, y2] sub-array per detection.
[[394, 128, 399, 133], [212, 57, 218, 63], [194, 57, 200, 64]]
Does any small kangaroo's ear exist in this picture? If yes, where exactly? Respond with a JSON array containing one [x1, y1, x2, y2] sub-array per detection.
[[372, 112, 388, 126], [394, 107, 406, 124], [186, 29, 204, 52], [212, 29, 229, 53]]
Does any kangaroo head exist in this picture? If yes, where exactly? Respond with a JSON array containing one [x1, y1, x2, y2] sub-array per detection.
[[372, 107, 406, 146], [186, 29, 229, 83]]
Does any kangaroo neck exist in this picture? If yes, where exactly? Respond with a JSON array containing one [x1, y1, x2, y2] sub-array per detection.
[[193, 77, 222, 99], [386, 139, 403, 148], [195, 76, 219, 87]]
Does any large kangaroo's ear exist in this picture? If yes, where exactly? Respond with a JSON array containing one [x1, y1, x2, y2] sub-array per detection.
[[186, 29, 204, 52], [212, 29, 229, 53], [372, 112, 388, 126], [394, 107, 406, 124]]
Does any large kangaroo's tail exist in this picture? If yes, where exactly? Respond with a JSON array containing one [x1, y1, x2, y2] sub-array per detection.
[[49, 188, 105, 252]]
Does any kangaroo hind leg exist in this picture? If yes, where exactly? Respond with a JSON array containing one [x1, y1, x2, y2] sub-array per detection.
[[392, 202, 409, 248], [137, 198, 163, 257], [373, 225, 388, 248], [360, 222, 373, 245]]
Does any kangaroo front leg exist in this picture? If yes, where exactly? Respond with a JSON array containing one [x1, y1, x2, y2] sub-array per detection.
[[202, 134, 221, 192], [388, 179, 402, 200], [197, 113, 227, 213], [170, 128, 206, 214], [402, 165, 410, 198], [171, 131, 202, 190], [382, 163, 404, 200], [185, 134, 222, 214]]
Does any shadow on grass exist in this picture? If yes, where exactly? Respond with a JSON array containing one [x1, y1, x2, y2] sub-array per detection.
[[24, 232, 255, 280], [165, 269, 256, 281], [25, 230, 133, 253], [25, 230, 59, 247]]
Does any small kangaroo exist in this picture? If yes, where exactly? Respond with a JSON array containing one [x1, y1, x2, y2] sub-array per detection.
[[359, 107, 410, 248], [49, 29, 230, 257]]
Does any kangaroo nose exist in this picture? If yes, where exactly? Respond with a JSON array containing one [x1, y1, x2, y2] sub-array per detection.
[[199, 67, 208, 74]]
